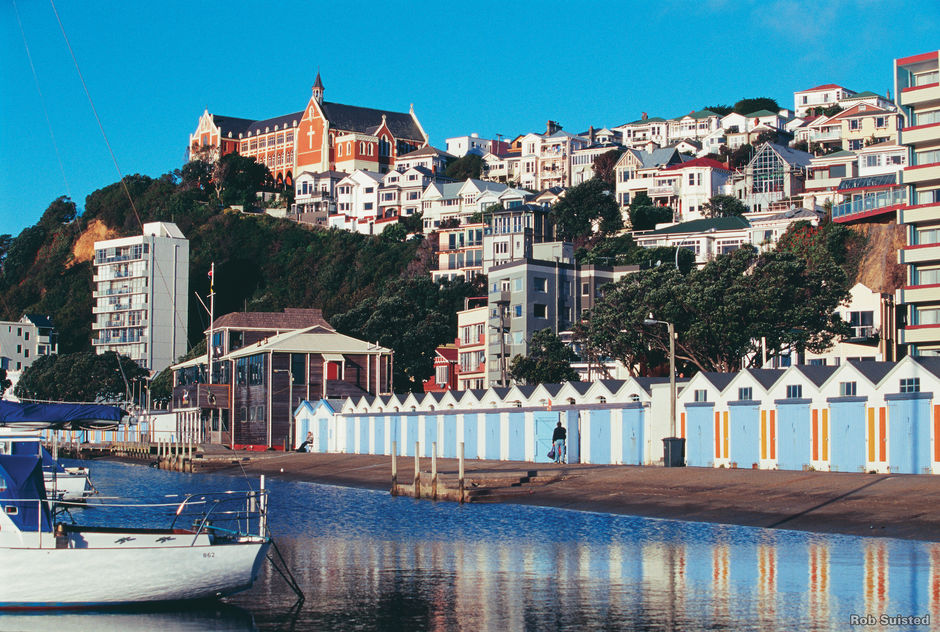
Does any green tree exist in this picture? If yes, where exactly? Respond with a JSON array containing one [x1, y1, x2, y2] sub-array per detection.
[[734, 97, 780, 114], [508, 328, 579, 385], [702, 104, 733, 116], [0, 368, 10, 394], [444, 154, 484, 181], [579, 240, 851, 375], [331, 276, 480, 391], [592, 149, 625, 187], [14, 350, 148, 402], [381, 222, 408, 242], [702, 194, 748, 218], [627, 192, 672, 231], [39, 196, 77, 228], [551, 178, 622, 240], [213, 153, 272, 208]]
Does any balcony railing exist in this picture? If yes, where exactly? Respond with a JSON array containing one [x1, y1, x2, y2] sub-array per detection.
[[832, 188, 906, 219]]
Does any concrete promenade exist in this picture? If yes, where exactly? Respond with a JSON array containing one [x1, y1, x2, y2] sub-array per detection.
[[213, 452, 940, 542]]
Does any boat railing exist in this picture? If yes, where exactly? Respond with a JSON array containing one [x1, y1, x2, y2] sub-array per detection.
[[24, 483, 270, 544]]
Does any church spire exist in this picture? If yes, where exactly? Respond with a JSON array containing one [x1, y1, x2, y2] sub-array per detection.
[[312, 71, 324, 105]]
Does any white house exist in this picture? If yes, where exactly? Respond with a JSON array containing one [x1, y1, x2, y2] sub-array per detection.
[[794, 84, 857, 117]]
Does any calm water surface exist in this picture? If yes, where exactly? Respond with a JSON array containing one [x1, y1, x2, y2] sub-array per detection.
[[4, 459, 937, 631]]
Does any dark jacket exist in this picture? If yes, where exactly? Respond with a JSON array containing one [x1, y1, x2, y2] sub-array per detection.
[[552, 426, 566, 442]]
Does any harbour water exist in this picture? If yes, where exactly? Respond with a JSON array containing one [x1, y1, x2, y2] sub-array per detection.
[[5, 459, 937, 631]]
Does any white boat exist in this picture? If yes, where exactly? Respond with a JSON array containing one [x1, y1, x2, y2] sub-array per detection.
[[0, 431, 94, 501], [0, 400, 271, 609]]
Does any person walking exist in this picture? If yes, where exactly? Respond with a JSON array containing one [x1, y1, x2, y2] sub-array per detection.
[[552, 421, 566, 464]]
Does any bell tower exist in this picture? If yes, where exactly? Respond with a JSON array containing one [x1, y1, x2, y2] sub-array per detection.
[[312, 72, 324, 105]]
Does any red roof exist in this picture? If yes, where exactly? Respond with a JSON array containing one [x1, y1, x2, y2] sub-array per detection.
[[663, 157, 730, 172], [435, 346, 459, 363], [829, 103, 890, 119], [801, 84, 846, 92]]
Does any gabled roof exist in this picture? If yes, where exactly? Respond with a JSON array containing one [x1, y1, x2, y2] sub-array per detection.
[[633, 376, 674, 395], [698, 372, 736, 392], [846, 359, 896, 385], [794, 364, 838, 387], [799, 84, 850, 92], [399, 145, 454, 160], [745, 368, 785, 390], [642, 215, 749, 236], [567, 382, 592, 395], [434, 346, 458, 362], [23, 314, 54, 329], [912, 357, 940, 381], [210, 308, 333, 333], [829, 103, 891, 119], [321, 101, 424, 141], [746, 109, 781, 118], [222, 325, 390, 360], [662, 157, 730, 172], [753, 143, 813, 168]]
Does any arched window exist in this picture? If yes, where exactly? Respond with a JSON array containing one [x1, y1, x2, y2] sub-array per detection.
[[379, 135, 390, 157]]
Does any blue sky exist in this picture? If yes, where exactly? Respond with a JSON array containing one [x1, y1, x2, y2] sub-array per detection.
[[1, 0, 937, 236]]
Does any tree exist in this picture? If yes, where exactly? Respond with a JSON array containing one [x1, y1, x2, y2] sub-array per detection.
[[733, 97, 780, 115], [508, 329, 579, 385], [213, 153, 271, 208], [702, 194, 748, 218], [331, 276, 481, 391], [14, 350, 148, 402], [380, 222, 408, 242], [0, 368, 10, 395], [592, 149, 624, 187], [551, 178, 622, 240], [720, 143, 754, 169], [444, 154, 484, 181], [579, 239, 851, 375], [627, 192, 672, 231], [702, 104, 733, 116], [39, 196, 77, 228]]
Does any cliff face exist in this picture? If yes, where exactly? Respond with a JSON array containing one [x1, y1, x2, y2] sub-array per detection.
[[69, 219, 117, 267], [847, 220, 906, 294]]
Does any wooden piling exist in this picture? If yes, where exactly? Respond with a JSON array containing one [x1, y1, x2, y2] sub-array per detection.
[[391, 441, 398, 496], [458, 442, 465, 504], [414, 442, 420, 499], [431, 442, 438, 500]]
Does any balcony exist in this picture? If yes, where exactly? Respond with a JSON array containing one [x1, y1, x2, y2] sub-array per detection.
[[832, 188, 906, 221], [903, 162, 940, 187], [900, 82, 940, 109], [899, 244, 940, 265], [171, 383, 230, 411], [648, 184, 679, 197], [898, 323, 940, 346], [898, 202, 940, 225], [810, 130, 841, 142], [899, 122, 940, 147], [897, 283, 940, 305]]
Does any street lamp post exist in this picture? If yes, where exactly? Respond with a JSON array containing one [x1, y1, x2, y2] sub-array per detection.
[[644, 318, 683, 466]]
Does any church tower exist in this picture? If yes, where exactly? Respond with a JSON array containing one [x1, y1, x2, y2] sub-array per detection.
[[312, 72, 324, 105]]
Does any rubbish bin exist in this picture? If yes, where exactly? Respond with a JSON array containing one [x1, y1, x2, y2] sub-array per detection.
[[662, 437, 686, 467]]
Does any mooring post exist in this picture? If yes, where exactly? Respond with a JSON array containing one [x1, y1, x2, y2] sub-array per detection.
[[414, 441, 420, 499], [391, 441, 398, 496], [431, 442, 438, 501], [458, 442, 465, 504]]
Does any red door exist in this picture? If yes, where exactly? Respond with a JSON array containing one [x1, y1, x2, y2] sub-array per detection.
[[327, 361, 339, 380]]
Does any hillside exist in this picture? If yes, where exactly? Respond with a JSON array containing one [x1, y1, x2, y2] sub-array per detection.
[[846, 221, 906, 294], [0, 174, 426, 356]]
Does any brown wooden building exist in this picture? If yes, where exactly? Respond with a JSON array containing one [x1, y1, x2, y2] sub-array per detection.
[[171, 308, 392, 450]]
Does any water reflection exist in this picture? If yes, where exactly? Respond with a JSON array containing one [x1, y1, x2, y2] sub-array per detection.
[[16, 461, 939, 631], [0, 603, 256, 632]]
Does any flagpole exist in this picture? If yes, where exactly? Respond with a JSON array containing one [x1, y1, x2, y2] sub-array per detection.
[[208, 262, 215, 386]]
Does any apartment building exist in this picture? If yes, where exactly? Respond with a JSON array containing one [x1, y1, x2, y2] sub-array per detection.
[[0, 315, 57, 372], [895, 50, 940, 356], [92, 222, 189, 372]]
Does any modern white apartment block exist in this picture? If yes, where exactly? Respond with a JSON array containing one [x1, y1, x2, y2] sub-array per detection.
[[895, 50, 940, 356], [0, 314, 57, 372], [92, 222, 189, 372]]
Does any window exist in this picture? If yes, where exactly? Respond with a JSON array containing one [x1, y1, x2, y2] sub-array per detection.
[[849, 119, 861, 131], [900, 378, 920, 393], [693, 389, 707, 402], [513, 305, 522, 318], [848, 139, 864, 151], [738, 387, 752, 401], [786, 384, 803, 399], [848, 311, 874, 338], [436, 365, 449, 386], [533, 304, 547, 318], [839, 381, 857, 396], [876, 117, 887, 128], [582, 282, 590, 296], [534, 277, 547, 292]]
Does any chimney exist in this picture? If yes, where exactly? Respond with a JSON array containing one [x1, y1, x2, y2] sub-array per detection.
[[589, 126, 595, 143], [642, 112, 648, 121]]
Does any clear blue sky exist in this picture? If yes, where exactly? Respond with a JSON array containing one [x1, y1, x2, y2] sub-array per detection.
[[1, 0, 937, 236]]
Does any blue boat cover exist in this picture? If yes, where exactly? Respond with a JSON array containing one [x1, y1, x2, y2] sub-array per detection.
[[0, 454, 52, 533], [0, 401, 124, 429]]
